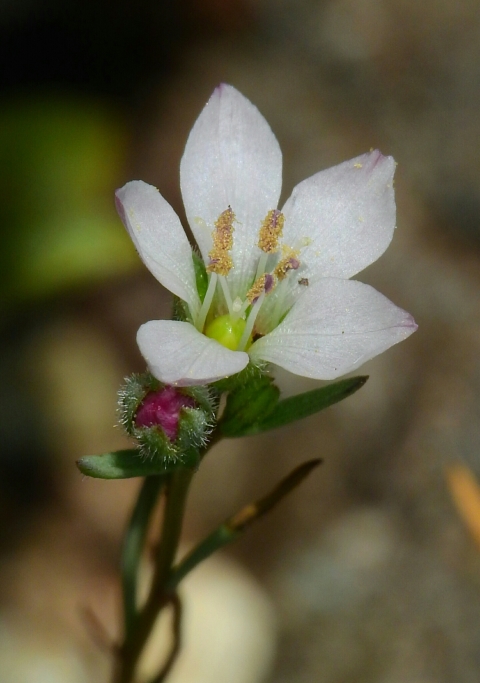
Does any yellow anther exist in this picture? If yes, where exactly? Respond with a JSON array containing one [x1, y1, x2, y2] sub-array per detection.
[[274, 245, 300, 281], [246, 274, 267, 304], [246, 273, 275, 304], [257, 209, 285, 253], [207, 207, 235, 276]]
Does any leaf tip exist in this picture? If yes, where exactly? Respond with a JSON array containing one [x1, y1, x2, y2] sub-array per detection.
[[76, 457, 94, 477], [295, 458, 322, 480]]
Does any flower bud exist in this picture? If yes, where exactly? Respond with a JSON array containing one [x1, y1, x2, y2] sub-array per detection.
[[118, 373, 216, 468], [135, 386, 196, 440]]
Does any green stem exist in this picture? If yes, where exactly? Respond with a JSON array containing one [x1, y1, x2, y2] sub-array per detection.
[[166, 525, 234, 593], [151, 467, 194, 593], [113, 466, 193, 683], [147, 593, 183, 683], [121, 476, 164, 640], [166, 458, 321, 594]]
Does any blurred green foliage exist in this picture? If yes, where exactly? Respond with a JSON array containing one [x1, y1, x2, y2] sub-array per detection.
[[0, 95, 138, 310]]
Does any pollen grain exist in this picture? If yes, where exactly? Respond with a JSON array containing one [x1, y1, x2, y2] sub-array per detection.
[[258, 209, 285, 253], [274, 246, 300, 281], [207, 206, 235, 276], [246, 274, 269, 304]]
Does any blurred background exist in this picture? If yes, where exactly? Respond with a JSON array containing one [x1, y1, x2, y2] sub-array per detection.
[[1, 0, 480, 681]]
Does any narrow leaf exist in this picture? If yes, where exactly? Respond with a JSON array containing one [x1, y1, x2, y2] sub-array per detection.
[[122, 476, 164, 639], [166, 459, 321, 592], [76, 449, 177, 479], [231, 375, 368, 437]]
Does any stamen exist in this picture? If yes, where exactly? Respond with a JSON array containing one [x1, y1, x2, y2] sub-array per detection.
[[219, 275, 233, 314], [234, 273, 275, 324], [255, 252, 269, 281], [270, 277, 289, 329], [258, 209, 284, 253], [274, 245, 300, 281], [196, 273, 218, 332], [246, 274, 270, 305], [207, 207, 235, 276], [264, 273, 275, 293], [237, 293, 265, 351]]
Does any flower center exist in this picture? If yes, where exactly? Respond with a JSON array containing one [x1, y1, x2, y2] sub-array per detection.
[[204, 314, 246, 350], [194, 206, 302, 351]]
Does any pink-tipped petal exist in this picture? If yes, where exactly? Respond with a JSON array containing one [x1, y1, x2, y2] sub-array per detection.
[[180, 85, 282, 298], [116, 181, 200, 315], [137, 320, 249, 386], [282, 151, 396, 281], [249, 278, 417, 380]]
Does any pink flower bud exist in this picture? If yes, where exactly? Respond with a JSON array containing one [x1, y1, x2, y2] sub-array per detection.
[[135, 386, 196, 441]]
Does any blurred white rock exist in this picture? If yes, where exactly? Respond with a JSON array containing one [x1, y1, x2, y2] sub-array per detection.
[[0, 543, 275, 683], [138, 552, 276, 683]]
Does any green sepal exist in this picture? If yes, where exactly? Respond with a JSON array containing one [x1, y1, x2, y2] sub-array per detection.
[[192, 250, 208, 302], [117, 372, 216, 468], [222, 375, 368, 437], [172, 295, 190, 323], [76, 449, 199, 479], [213, 362, 269, 394], [218, 368, 280, 437], [118, 372, 162, 435]]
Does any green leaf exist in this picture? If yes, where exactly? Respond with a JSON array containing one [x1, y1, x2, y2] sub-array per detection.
[[76, 449, 183, 479], [219, 372, 280, 437], [122, 476, 164, 638], [225, 376, 368, 437]]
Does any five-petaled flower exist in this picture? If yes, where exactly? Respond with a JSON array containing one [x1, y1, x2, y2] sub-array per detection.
[[115, 85, 417, 386]]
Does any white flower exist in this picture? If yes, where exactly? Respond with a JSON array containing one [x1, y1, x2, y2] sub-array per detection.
[[115, 85, 417, 387]]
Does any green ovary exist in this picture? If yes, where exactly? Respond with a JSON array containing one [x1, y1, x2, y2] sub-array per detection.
[[204, 315, 246, 351]]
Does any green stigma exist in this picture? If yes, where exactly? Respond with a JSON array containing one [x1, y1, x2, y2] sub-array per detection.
[[204, 315, 246, 351]]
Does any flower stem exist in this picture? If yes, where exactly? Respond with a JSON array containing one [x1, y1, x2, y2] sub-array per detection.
[[113, 467, 194, 683], [147, 593, 183, 683], [121, 476, 165, 641]]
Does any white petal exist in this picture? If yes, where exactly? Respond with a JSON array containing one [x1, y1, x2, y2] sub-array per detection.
[[282, 151, 396, 281], [249, 278, 417, 380], [180, 85, 282, 297], [137, 320, 249, 386], [116, 181, 200, 315]]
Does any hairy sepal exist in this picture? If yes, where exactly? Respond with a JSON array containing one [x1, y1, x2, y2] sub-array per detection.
[[118, 372, 216, 468]]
